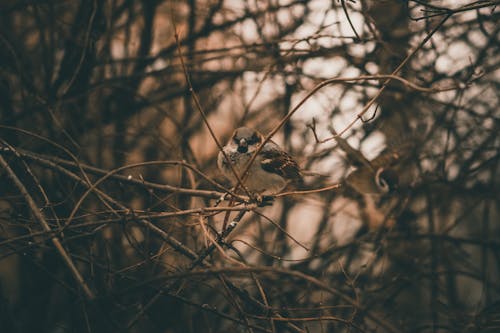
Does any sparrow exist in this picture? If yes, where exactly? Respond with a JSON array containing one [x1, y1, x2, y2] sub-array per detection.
[[331, 128, 405, 230], [345, 152, 400, 194], [217, 127, 303, 195], [331, 127, 399, 194]]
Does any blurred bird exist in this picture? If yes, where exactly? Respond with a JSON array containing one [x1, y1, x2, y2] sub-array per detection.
[[332, 129, 403, 230], [331, 128, 400, 194], [218, 127, 303, 195], [344, 152, 400, 194]]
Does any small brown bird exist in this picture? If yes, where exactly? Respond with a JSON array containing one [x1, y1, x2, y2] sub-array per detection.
[[331, 127, 399, 194], [332, 129, 404, 230], [218, 127, 303, 194], [345, 152, 400, 194]]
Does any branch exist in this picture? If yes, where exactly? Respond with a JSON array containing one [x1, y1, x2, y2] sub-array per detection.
[[0, 155, 95, 300]]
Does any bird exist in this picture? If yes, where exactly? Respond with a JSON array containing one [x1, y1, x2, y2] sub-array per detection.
[[217, 127, 303, 196], [330, 127, 399, 194], [344, 152, 400, 194], [344, 151, 404, 230], [331, 129, 405, 230]]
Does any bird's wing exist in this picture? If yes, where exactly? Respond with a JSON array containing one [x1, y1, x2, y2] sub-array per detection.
[[260, 146, 302, 181]]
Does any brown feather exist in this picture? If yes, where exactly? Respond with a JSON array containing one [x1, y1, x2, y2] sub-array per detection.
[[260, 149, 302, 182]]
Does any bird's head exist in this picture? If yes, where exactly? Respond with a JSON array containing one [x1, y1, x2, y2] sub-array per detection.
[[231, 127, 262, 153]]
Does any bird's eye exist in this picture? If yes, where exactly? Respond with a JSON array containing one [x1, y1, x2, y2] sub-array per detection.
[[375, 168, 398, 193], [248, 134, 260, 144], [377, 177, 389, 190]]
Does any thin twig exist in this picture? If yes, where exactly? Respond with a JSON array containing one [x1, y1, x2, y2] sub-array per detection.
[[170, 10, 253, 199], [0, 155, 95, 300]]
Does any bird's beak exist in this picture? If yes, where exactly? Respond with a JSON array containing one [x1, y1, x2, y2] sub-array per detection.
[[237, 138, 248, 153]]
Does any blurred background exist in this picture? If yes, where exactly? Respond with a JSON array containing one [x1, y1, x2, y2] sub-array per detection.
[[0, 0, 498, 332]]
